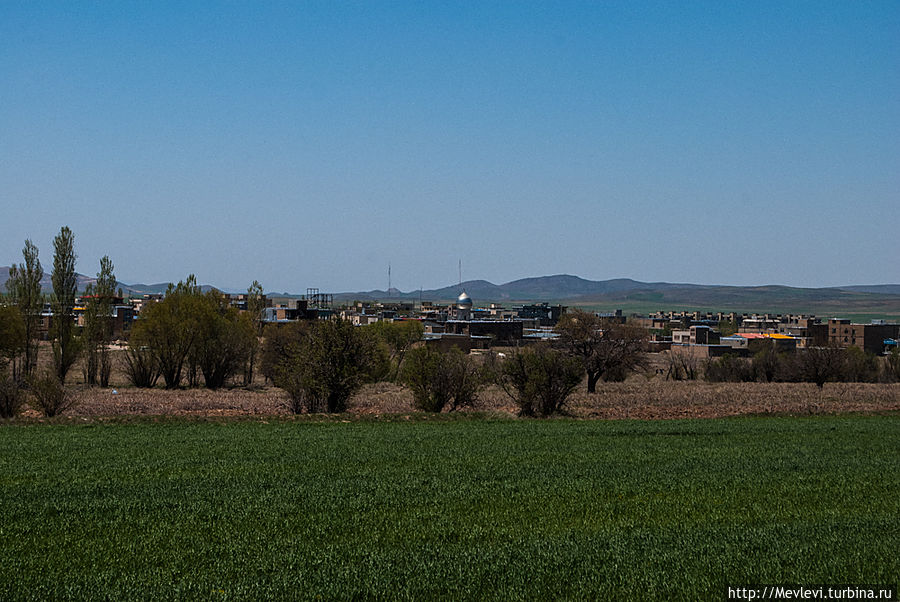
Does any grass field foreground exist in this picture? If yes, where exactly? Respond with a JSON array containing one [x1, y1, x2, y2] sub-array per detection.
[[1, 416, 898, 600]]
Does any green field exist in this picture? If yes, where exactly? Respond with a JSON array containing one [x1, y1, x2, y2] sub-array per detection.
[[1, 417, 898, 600], [568, 300, 900, 324]]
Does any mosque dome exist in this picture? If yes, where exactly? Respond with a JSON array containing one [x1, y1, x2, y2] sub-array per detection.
[[457, 291, 473, 309]]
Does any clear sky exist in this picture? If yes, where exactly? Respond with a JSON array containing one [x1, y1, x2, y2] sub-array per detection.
[[2, 1, 898, 293]]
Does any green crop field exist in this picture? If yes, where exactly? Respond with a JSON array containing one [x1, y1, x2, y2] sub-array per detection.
[[1, 416, 898, 600]]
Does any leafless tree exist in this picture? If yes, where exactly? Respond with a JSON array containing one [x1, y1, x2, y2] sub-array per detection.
[[554, 309, 647, 392]]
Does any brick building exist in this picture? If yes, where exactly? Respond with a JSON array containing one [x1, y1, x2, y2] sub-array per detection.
[[827, 319, 899, 354]]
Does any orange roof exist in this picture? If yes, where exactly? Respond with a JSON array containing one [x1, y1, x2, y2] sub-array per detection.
[[736, 333, 794, 340]]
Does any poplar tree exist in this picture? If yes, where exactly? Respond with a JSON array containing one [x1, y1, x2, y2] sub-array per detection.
[[51, 226, 80, 382], [83, 256, 116, 386], [6, 240, 43, 381], [243, 280, 265, 385]]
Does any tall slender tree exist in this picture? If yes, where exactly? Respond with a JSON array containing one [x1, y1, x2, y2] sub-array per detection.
[[243, 280, 265, 385], [6, 240, 43, 382], [83, 256, 117, 386], [51, 226, 80, 382]]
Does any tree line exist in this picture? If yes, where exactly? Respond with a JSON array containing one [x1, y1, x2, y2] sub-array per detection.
[[701, 344, 900, 387], [121, 305, 647, 418], [2, 229, 648, 419], [2, 228, 101, 417], [8, 228, 893, 421]]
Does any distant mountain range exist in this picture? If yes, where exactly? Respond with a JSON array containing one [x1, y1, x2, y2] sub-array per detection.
[[339, 275, 685, 302], [0, 267, 216, 296], [3, 268, 900, 316], [339, 274, 900, 316], [340, 273, 897, 299]]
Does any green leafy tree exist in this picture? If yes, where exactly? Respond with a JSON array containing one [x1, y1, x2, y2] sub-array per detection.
[[843, 346, 879, 383], [751, 342, 780, 383], [401, 346, 485, 412], [243, 280, 265, 385], [554, 309, 647, 392], [717, 319, 739, 337], [273, 319, 384, 413], [497, 345, 584, 417], [6, 240, 43, 381], [131, 276, 202, 389], [368, 320, 424, 381], [260, 321, 309, 384], [83, 256, 117, 386], [190, 292, 256, 389], [51, 226, 80, 382], [0, 305, 26, 375]]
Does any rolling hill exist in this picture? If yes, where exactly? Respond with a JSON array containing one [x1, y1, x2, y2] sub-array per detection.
[[0, 267, 216, 297], [338, 275, 900, 318], [3, 266, 900, 318]]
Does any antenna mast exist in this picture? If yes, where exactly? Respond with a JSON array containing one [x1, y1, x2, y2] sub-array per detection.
[[388, 262, 391, 297], [458, 259, 462, 289]]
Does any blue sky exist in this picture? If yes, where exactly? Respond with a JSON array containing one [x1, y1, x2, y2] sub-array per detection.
[[2, 1, 898, 293]]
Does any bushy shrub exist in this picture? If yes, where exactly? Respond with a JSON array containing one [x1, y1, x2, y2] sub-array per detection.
[[0, 374, 26, 418], [704, 354, 754, 382], [190, 293, 256, 389], [0, 305, 26, 377], [497, 345, 583, 417], [28, 370, 75, 417], [751, 345, 780, 382], [885, 348, 900, 382], [273, 319, 385, 414], [782, 346, 847, 388], [260, 322, 309, 383], [704, 344, 884, 387], [123, 345, 160, 388], [401, 346, 485, 412], [129, 276, 201, 389], [843, 347, 879, 383], [367, 320, 425, 381]]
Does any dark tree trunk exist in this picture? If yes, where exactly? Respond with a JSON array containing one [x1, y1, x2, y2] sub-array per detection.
[[587, 371, 600, 393]]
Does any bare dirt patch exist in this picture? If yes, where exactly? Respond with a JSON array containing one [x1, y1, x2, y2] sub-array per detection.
[[14, 379, 900, 420], [561, 381, 900, 420]]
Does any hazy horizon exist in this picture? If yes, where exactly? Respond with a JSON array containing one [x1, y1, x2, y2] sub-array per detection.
[[3, 2, 898, 293], [3, 262, 899, 296]]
